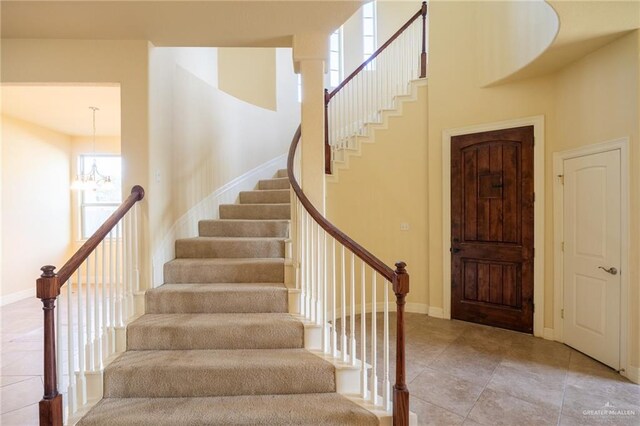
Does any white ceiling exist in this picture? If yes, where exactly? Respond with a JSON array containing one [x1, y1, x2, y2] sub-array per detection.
[[1, 1, 364, 47], [1, 84, 121, 136]]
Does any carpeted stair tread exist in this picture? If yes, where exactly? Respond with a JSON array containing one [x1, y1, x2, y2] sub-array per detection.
[[77, 394, 379, 425], [219, 203, 290, 220], [239, 189, 290, 204], [176, 237, 285, 259], [127, 313, 304, 350], [104, 349, 336, 398], [199, 219, 289, 237], [258, 177, 290, 190], [164, 258, 284, 283], [145, 283, 288, 314]]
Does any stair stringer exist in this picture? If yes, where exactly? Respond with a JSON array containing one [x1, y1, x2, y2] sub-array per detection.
[[328, 78, 428, 184]]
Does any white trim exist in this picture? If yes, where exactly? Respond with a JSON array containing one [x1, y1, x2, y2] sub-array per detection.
[[552, 137, 630, 376], [151, 154, 287, 287], [623, 365, 640, 385], [0, 288, 34, 306], [428, 306, 444, 319], [442, 115, 545, 336], [543, 327, 555, 341]]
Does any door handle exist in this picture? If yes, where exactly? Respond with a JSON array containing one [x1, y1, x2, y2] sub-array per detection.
[[598, 266, 618, 275], [450, 247, 461, 254]]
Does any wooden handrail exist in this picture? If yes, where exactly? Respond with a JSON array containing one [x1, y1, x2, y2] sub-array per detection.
[[57, 185, 145, 284], [327, 1, 427, 101], [287, 127, 410, 425], [288, 126, 395, 281], [36, 185, 145, 426]]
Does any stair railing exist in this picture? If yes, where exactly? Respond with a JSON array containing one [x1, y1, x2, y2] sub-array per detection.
[[288, 127, 410, 425], [325, 1, 427, 173], [37, 185, 145, 426]]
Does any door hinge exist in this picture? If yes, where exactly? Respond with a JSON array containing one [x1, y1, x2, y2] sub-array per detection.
[[533, 192, 536, 202], [557, 174, 564, 185], [533, 303, 535, 313], [561, 308, 564, 319], [533, 247, 535, 258], [561, 241, 564, 251]]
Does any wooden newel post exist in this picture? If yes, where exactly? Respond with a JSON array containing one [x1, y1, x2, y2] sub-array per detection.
[[324, 88, 332, 174], [393, 261, 410, 426], [36, 265, 63, 426], [419, 1, 427, 78]]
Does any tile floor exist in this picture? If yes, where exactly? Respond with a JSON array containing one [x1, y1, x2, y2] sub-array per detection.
[[1, 297, 638, 425]]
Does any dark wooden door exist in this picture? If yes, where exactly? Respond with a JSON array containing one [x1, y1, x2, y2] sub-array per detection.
[[451, 126, 534, 333]]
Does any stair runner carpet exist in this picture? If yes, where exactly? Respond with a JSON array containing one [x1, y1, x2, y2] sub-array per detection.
[[78, 169, 378, 425]]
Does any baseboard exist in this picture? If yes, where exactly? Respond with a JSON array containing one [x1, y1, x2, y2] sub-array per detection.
[[151, 154, 287, 286], [407, 303, 429, 314], [543, 327, 555, 341], [0, 288, 34, 306], [427, 306, 444, 318], [623, 365, 640, 384]]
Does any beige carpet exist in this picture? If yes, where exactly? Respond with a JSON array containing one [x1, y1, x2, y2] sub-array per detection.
[[78, 170, 379, 425]]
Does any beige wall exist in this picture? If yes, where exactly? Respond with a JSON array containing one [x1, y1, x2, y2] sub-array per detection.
[[326, 85, 429, 310], [1, 38, 151, 288], [1, 115, 72, 302], [218, 48, 277, 111], [552, 31, 640, 368], [148, 46, 299, 282]]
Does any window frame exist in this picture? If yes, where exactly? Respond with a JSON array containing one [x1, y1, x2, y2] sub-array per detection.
[[329, 27, 344, 88], [362, 1, 378, 63]]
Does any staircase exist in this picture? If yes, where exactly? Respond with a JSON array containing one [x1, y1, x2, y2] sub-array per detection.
[[77, 170, 378, 425]]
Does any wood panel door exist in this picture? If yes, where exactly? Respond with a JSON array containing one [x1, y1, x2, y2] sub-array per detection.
[[451, 126, 534, 333]]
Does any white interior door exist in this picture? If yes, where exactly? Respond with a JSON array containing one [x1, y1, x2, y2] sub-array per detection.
[[563, 149, 621, 370]]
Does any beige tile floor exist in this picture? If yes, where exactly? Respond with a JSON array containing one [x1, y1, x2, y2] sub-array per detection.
[[1, 297, 638, 425]]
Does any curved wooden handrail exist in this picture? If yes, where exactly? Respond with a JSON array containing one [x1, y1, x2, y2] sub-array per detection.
[[327, 1, 426, 101], [57, 185, 145, 284], [287, 126, 395, 281]]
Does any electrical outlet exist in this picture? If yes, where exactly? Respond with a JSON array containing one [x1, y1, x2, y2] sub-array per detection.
[[400, 223, 410, 231]]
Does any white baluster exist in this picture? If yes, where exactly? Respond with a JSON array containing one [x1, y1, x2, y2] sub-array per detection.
[[306, 214, 311, 319], [101, 238, 107, 362], [127, 212, 134, 317], [85, 256, 94, 372], [76, 268, 86, 406], [316, 223, 322, 326], [55, 293, 65, 421], [109, 229, 116, 353], [66, 278, 77, 416], [360, 261, 368, 400], [340, 245, 347, 362], [133, 203, 140, 293], [384, 280, 391, 411], [331, 238, 337, 358], [318, 230, 327, 352], [122, 215, 128, 322], [371, 271, 378, 405], [310, 220, 316, 322], [93, 248, 100, 369], [350, 253, 356, 366], [116, 221, 123, 327]]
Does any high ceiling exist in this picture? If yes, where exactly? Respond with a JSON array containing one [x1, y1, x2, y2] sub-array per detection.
[[1, 1, 365, 47], [1, 85, 122, 136]]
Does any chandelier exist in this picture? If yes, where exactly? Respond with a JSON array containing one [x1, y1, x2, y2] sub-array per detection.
[[71, 107, 114, 191]]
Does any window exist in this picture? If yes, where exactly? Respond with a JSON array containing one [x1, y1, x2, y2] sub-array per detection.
[[79, 155, 122, 239], [329, 28, 343, 88], [362, 2, 377, 62]]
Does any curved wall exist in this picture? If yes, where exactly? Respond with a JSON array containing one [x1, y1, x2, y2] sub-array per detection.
[[477, 0, 559, 87]]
